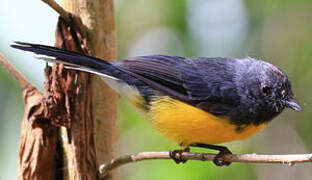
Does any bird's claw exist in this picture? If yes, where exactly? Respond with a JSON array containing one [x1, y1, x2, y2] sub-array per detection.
[[169, 147, 190, 164], [213, 148, 232, 166]]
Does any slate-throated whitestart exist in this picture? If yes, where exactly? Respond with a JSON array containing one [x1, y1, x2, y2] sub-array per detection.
[[12, 42, 301, 166]]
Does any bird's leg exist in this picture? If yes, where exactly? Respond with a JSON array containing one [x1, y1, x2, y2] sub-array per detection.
[[190, 143, 232, 166], [169, 146, 190, 164]]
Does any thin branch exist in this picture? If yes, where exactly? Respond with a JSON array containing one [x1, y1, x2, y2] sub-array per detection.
[[41, 0, 71, 23], [0, 52, 31, 89], [99, 151, 312, 177]]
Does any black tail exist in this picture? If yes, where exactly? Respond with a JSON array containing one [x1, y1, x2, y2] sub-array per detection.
[[11, 42, 115, 76], [12, 41, 159, 100], [11, 42, 190, 102]]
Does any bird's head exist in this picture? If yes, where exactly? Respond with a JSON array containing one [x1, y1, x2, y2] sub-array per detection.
[[261, 63, 300, 111], [237, 58, 301, 124]]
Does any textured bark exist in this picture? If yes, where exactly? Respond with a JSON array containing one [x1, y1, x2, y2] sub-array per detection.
[[17, 15, 99, 180], [60, 0, 118, 179], [11, 0, 117, 179], [1, 36, 60, 180], [18, 86, 59, 180], [53, 17, 98, 179]]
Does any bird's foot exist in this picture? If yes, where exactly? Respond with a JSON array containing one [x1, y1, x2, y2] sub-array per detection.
[[213, 146, 232, 166], [190, 143, 232, 167], [169, 147, 190, 164]]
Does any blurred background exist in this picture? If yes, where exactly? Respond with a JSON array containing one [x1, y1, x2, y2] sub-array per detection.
[[0, 0, 312, 179]]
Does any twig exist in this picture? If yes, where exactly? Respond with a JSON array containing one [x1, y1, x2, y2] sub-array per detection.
[[0, 52, 31, 89], [41, 0, 71, 23], [99, 151, 312, 177]]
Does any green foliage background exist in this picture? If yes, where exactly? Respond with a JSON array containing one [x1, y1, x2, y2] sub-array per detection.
[[0, 0, 312, 179]]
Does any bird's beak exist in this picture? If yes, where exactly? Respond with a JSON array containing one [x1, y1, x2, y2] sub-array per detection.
[[283, 98, 302, 112]]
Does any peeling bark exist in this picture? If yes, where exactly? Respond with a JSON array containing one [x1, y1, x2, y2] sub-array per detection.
[[17, 16, 99, 179], [51, 17, 98, 179], [60, 1, 118, 179], [18, 86, 59, 180], [3, 0, 117, 179]]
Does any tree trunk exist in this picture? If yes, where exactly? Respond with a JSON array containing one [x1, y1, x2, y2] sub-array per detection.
[[60, 0, 118, 179], [15, 0, 118, 179]]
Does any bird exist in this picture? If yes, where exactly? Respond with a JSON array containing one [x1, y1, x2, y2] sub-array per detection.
[[11, 42, 301, 166]]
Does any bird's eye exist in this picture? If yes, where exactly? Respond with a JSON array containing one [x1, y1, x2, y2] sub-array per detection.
[[262, 86, 272, 95], [281, 90, 286, 98]]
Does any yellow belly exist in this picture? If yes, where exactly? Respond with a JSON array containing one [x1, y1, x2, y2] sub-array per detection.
[[146, 97, 267, 146]]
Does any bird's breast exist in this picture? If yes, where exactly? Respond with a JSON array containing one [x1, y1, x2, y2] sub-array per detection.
[[145, 96, 267, 146]]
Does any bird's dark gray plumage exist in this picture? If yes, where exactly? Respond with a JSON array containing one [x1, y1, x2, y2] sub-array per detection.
[[11, 42, 301, 128]]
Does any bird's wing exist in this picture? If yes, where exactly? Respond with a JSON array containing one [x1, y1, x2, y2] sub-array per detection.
[[11, 42, 237, 116], [114, 55, 238, 116]]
